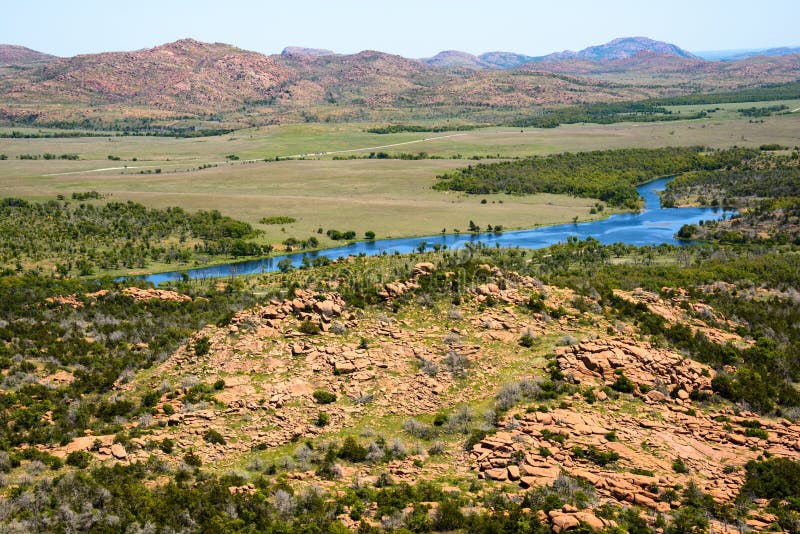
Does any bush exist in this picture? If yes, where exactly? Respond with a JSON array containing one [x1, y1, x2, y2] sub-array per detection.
[[194, 336, 211, 356], [203, 429, 226, 445], [672, 457, 689, 474], [402, 418, 436, 440], [611, 373, 635, 393], [315, 411, 331, 427], [519, 332, 535, 347], [338, 436, 368, 462], [160, 438, 175, 454], [183, 450, 202, 467], [744, 427, 769, 440], [465, 428, 490, 450], [141, 390, 160, 407], [571, 445, 620, 466], [433, 412, 448, 427], [313, 390, 337, 404], [66, 450, 92, 469], [298, 320, 321, 335]]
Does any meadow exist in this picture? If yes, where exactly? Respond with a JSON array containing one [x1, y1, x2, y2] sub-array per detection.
[[0, 109, 797, 258]]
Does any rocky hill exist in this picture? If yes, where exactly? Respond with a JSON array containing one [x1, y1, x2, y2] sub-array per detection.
[[0, 44, 56, 66], [478, 51, 539, 69], [422, 50, 492, 69], [1, 232, 800, 531], [1, 37, 799, 128], [562, 36, 697, 61], [281, 46, 335, 57], [3, 38, 293, 109]]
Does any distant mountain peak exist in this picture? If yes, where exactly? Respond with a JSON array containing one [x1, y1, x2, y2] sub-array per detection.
[[567, 36, 697, 61], [281, 46, 335, 57], [479, 51, 538, 69], [422, 50, 490, 69]]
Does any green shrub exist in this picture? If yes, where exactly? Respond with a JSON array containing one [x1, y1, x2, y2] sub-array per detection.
[[338, 436, 368, 462], [313, 390, 337, 404], [519, 333, 534, 347], [298, 320, 321, 335], [141, 390, 160, 407], [571, 445, 620, 466], [203, 429, 226, 445], [744, 427, 769, 440], [315, 411, 331, 427], [672, 457, 689, 474], [611, 374, 635, 393], [194, 336, 211, 356], [183, 450, 202, 467], [160, 438, 175, 454], [66, 450, 92, 469]]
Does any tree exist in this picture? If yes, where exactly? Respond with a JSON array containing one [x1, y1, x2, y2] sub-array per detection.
[[277, 258, 294, 272]]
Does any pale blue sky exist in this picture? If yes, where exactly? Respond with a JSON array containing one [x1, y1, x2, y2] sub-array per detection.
[[3, 0, 798, 58]]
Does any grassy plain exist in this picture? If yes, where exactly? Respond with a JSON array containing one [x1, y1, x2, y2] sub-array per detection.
[[0, 110, 797, 252]]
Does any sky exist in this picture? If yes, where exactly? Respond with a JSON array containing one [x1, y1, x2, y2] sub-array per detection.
[[2, 0, 798, 58]]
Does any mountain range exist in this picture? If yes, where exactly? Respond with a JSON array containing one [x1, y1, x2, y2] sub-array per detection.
[[1, 36, 798, 128]]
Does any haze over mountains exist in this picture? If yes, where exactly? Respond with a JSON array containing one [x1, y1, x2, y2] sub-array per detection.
[[1, 36, 799, 127]]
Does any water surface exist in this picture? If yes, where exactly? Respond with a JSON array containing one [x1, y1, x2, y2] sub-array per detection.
[[139, 177, 723, 284]]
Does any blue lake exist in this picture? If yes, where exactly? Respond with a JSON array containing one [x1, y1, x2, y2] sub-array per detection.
[[139, 177, 725, 285]]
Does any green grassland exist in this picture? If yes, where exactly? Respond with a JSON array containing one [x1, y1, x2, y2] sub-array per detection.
[[0, 110, 797, 270]]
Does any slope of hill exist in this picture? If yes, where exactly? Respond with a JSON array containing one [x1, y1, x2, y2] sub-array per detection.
[[1, 240, 799, 532], [478, 51, 538, 69], [524, 50, 800, 90], [570, 36, 697, 61], [3, 38, 292, 108], [1, 37, 799, 128], [0, 39, 663, 126], [0, 44, 56, 66], [422, 50, 491, 69]]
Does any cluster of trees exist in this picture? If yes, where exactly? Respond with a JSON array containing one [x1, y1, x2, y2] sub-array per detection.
[[17, 153, 80, 160], [260, 216, 296, 225], [737, 105, 789, 117], [0, 130, 108, 138], [664, 151, 800, 245], [435, 147, 757, 208], [511, 101, 704, 128], [0, 198, 267, 275], [508, 81, 800, 129], [649, 80, 800, 106], [326, 229, 357, 241], [665, 154, 800, 202], [366, 124, 480, 134]]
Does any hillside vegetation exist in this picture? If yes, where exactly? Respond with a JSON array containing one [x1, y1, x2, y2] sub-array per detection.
[[0, 240, 798, 532]]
